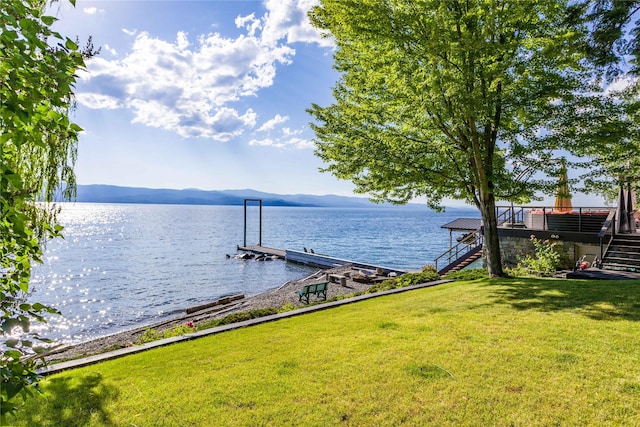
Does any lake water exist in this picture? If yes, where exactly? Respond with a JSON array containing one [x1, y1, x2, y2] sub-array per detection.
[[29, 203, 478, 344]]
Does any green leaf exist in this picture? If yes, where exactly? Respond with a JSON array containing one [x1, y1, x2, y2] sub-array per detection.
[[4, 339, 19, 348], [3, 350, 23, 360], [41, 16, 56, 26], [65, 38, 79, 50], [1, 318, 19, 333]]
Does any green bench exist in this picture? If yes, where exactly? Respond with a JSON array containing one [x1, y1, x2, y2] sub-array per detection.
[[297, 282, 329, 304]]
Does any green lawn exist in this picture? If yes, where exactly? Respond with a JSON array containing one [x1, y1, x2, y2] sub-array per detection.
[[11, 278, 640, 426]]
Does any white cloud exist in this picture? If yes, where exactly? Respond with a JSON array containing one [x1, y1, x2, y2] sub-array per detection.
[[76, 93, 120, 109], [287, 137, 315, 149], [261, 0, 333, 47], [83, 7, 104, 15], [249, 135, 313, 149], [78, 1, 331, 141], [249, 137, 276, 147], [235, 13, 261, 37], [103, 43, 117, 56], [80, 30, 293, 140], [604, 75, 638, 95], [258, 114, 289, 132], [282, 127, 303, 136]]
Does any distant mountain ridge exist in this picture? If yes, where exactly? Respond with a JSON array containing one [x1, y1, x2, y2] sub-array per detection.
[[74, 184, 407, 208]]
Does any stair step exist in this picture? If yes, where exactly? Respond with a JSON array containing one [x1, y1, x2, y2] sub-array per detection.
[[609, 244, 640, 250], [601, 262, 640, 272], [613, 233, 640, 239], [603, 258, 640, 267], [606, 251, 640, 260]]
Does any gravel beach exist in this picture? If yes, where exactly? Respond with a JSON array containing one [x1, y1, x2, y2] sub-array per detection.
[[43, 264, 384, 363]]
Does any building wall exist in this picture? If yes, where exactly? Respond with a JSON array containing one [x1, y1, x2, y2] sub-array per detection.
[[498, 235, 581, 270]]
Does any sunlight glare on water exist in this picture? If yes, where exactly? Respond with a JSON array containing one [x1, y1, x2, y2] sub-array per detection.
[[29, 203, 478, 344]]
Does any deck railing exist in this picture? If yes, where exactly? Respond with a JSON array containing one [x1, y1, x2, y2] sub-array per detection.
[[598, 209, 617, 264], [434, 229, 484, 273], [496, 206, 525, 226], [495, 206, 613, 233]]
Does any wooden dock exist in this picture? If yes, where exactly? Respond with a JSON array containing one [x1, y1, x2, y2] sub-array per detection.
[[237, 245, 405, 276], [237, 245, 286, 259]]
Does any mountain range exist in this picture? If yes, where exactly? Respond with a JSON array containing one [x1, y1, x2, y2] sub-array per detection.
[[74, 184, 416, 208]]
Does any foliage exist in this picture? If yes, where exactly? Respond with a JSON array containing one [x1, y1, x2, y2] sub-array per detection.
[[528, 69, 640, 202], [136, 323, 197, 345], [421, 264, 438, 274], [578, 0, 640, 77], [277, 303, 296, 313], [10, 278, 640, 426], [368, 271, 441, 293], [515, 236, 561, 277], [0, 0, 95, 420], [445, 268, 489, 281], [307, 0, 591, 277], [197, 308, 279, 331]]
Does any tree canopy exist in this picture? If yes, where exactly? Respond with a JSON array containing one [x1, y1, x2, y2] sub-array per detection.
[[308, 0, 591, 276], [1, 0, 93, 420], [580, 0, 640, 77]]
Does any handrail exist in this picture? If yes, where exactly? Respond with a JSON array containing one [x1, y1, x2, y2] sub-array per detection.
[[496, 206, 524, 225], [598, 209, 617, 265], [434, 229, 484, 272], [494, 205, 614, 232], [495, 205, 612, 211]]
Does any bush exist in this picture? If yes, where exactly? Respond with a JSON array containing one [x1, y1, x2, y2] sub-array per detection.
[[137, 322, 197, 344], [445, 268, 488, 281], [421, 264, 438, 273], [198, 308, 279, 330], [278, 303, 297, 313], [368, 271, 441, 293], [515, 235, 560, 277]]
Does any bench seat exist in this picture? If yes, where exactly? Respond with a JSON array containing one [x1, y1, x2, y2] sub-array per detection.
[[297, 281, 329, 304]]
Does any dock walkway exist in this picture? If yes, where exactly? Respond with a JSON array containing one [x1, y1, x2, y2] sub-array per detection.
[[237, 245, 286, 259], [237, 245, 406, 276]]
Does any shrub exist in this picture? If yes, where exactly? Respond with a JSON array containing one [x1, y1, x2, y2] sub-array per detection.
[[198, 308, 279, 330], [516, 235, 561, 277], [137, 323, 197, 344], [445, 268, 488, 281], [278, 303, 297, 313], [369, 271, 441, 293], [421, 264, 438, 273]]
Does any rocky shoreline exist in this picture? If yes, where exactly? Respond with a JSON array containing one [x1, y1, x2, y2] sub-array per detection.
[[42, 265, 382, 364]]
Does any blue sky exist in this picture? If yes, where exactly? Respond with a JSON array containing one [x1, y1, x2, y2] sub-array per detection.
[[49, 0, 358, 196], [48, 0, 606, 206]]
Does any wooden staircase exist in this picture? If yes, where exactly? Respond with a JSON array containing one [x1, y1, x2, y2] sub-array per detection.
[[601, 234, 640, 272], [435, 230, 484, 276], [439, 247, 483, 275]]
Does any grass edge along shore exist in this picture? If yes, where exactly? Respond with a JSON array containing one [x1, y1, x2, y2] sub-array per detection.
[[38, 266, 445, 366], [13, 275, 640, 426]]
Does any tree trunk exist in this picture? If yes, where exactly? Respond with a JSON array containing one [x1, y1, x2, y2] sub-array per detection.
[[479, 197, 504, 277]]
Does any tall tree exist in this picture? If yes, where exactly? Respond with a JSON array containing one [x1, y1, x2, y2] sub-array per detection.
[[545, 81, 640, 201], [307, 0, 589, 277], [1, 0, 94, 420], [571, 1, 640, 205]]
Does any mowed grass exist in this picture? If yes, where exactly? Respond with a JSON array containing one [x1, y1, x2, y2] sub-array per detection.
[[12, 278, 640, 426]]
